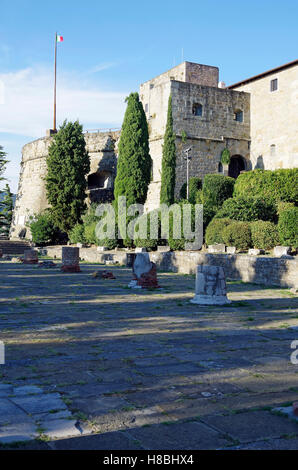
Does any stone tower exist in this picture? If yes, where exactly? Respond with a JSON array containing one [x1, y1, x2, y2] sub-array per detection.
[[140, 62, 251, 211], [10, 130, 120, 240]]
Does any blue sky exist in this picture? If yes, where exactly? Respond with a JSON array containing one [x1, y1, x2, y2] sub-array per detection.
[[1, 0, 297, 192]]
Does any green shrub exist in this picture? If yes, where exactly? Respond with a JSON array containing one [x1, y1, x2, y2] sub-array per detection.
[[222, 221, 252, 251], [84, 222, 97, 245], [278, 206, 298, 249], [179, 177, 202, 203], [205, 218, 234, 245], [234, 168, 298, 204], [69, 224, 86, 244], [168, 201, 197, 251], [250, 221, 280, 250], [29, 211, 60, 245], [277, 201, 295, 215], [215, 196, 277, 222], [202, 174, 235, 210], [221, 148, 231, 165]]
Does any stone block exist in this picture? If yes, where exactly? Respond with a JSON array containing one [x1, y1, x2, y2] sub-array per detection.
[[226, 246, 236, 254], [273, 246, 291, 257], [129, 253, 159, 289], [97, 246, 109, 252], [207, 244, 225, 254], [135, 247, 147, 253], [157, 246, 170, 252], [23, 249, 38, 264], [61, 246, 80, 273], [191, 265, 231, 305], [248, 249, 264, 256]]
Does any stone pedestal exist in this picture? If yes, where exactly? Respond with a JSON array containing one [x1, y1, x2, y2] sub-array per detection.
[[135, 247, 147, 253], [129, 253, 159, 289], [207, 244, 226, 254], [273, 246, 291, 257], [61, 247, 80, 273], [190, 265, 231, 305], [23, 249, 38, 264]]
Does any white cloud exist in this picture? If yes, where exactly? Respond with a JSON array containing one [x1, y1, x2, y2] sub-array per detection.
[[0, 65, 127, 137], [0, 65, 129, 191]]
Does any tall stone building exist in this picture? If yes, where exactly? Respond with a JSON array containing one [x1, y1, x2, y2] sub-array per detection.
[[228, 59, 298, 171], [10, 59, 298, 239], [140, 62, 251, 211]]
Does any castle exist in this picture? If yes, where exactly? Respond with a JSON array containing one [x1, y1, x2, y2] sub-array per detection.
[[10, 59, 298, 239]]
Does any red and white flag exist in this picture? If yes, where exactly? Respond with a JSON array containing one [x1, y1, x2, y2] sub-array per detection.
[[56, 34, 63, 42]]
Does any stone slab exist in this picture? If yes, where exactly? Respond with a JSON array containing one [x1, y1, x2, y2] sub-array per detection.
[[202, 410, 298, 443], [11, 393, 67, 415], [41, 419, 81, 439]]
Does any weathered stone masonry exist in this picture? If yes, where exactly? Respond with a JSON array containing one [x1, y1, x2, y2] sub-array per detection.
[[10, 131, 120, 239]]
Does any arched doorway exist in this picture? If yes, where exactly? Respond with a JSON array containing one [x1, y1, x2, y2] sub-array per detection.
[[228, 155, 246, 179]]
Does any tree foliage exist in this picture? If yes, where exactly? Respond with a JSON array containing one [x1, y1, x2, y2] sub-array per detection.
[[45, 120, 90, 233], [114, 92, 151, 207], [0, 184, 14, 237], [160, 95, 176, 205], [234, 168, 298, 204], [0, 146, 8, 184]]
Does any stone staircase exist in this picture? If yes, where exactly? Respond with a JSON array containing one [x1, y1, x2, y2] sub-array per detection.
[[0, 240, 32, 255]]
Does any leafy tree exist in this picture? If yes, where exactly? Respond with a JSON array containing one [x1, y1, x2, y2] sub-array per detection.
[[114, 92, 151, 207], [29, 211, 60, 245], [46, 120, 90, 233], [160, 95, 176, 205], [0, 184, 14, 237], [0, 146, 8, 184]]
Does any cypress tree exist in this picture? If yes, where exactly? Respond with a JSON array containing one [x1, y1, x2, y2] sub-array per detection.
[[114, 92, 151, 207], [46, 120, 90, 233], [0, 145, 8, 184], [0, 184, 13, 237], [160, 95, 176, 205]]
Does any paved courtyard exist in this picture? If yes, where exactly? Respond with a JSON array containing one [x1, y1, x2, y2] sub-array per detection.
[[0, 260, 298, 450]]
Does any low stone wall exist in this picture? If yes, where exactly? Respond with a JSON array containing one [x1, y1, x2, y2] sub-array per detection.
[[44, 246, 298, 289]]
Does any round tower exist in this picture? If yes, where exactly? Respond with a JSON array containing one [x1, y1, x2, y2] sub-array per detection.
[[10, 130, 120, 240]]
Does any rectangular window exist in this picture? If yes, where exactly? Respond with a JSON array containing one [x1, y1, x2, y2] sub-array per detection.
[[145, 103, 148, 113], [270, 78, 278, 92], [234, 110, 243, 122]]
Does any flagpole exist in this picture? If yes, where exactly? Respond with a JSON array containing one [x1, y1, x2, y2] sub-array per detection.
[[53, 32, 57, 131]]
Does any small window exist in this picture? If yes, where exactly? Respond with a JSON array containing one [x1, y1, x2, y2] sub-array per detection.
[[234, 110, 243, 123], [145, 103, 148, 113], [270, 79, 278, 92], [192, 103, 203, 117], [270, 144, 276, 156]]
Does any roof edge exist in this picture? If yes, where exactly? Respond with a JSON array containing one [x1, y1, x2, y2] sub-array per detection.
[[228, 59, 298, 89]]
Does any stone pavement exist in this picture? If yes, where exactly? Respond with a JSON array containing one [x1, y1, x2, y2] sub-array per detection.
[[0, 261, 297, 450]]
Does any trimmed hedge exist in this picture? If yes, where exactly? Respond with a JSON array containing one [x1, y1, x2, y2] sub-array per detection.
[[234, 168, 298, 204], [215, 196, 277, 222], [69, 223, 86, 244], [250, 221, 280, 250], [205, 218, 234, 245], [222, 221, 252, 251], [202, 174, 235, 210], [278, 206, 298, 249], [179, 177, 202, 203]]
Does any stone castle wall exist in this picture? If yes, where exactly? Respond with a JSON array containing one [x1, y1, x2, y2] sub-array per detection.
[[10, 131, 120, 240], [171, 81, 250, 197], [231, 64, 298, 171], [140, 67, 250, 210]]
